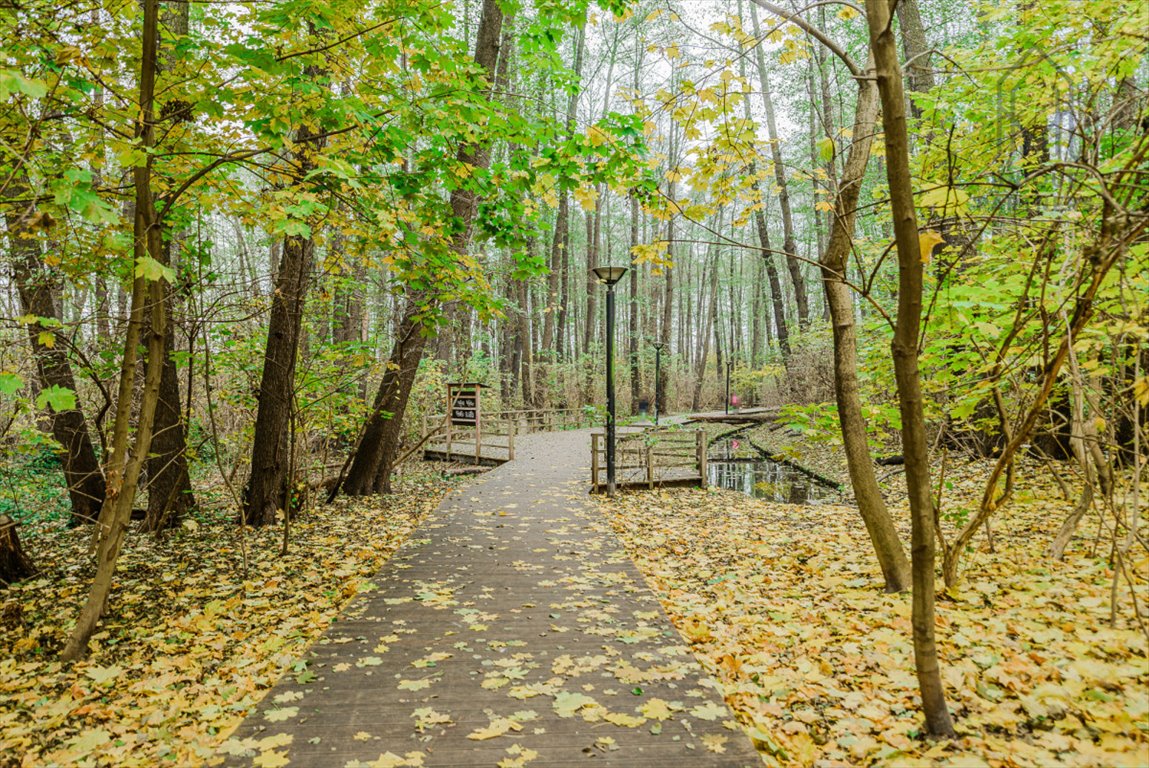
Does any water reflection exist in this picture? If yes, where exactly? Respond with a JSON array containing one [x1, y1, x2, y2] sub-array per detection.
[[707, 437, 840, 504]]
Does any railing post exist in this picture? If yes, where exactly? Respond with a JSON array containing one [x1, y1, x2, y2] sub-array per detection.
[[591, 433, 600, 492], [646, 444, 654, 489], [475, 416, 482, 465], [508, 418, 516, 461], [697, 429, 708, 489]]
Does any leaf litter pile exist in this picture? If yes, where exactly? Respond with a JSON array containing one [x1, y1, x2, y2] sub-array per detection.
[[0, 465, 461, 766], [597, 465, 1148, 767]]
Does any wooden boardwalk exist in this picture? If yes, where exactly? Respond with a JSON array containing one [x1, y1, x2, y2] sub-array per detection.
[[423, 442, 507, 466], [219, 429, 760, 767]]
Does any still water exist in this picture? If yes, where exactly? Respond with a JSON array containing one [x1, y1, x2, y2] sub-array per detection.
[[707, 436, 841, 505]]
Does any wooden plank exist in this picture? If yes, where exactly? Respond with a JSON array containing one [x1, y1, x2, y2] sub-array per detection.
[[220, 430, 757, 767]]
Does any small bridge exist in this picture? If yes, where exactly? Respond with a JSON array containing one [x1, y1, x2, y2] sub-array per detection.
[[420, 408, 591, 466], [591, 426, 709, 492]]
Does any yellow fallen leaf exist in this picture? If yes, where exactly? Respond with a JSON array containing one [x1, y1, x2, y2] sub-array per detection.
[[639, 698, 674, 721], [253, 750, 290, 768], [398, 679, 432, 691], [603, 711, 646, 727], [702, 733, 727, 753], [467, 717, 522, 740], [497, 744, 539, 768]]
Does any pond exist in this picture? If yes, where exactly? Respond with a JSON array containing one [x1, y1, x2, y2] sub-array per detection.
[[707, 435, 842, 505]]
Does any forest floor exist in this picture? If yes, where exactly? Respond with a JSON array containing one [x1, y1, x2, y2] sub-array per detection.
[[596, 457, 1149, 767], [0, 463, 463, 767], [3, 433, 1147, 768]]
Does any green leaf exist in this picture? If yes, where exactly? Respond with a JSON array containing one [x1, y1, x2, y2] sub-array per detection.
[[816, 136, 835, 164], [36, 385, 76, 412], [0, 372, 24, 396], [0, 70, 48, 99], [135, 256, 176, 283], [920, 185, 969, 215]]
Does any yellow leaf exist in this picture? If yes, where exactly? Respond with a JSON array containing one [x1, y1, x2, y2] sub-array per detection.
[[573, 185, 598, 212], [918, 229, 946, 264], [1134, 376, 1149, 406], [38, 330, 55, 348], [603, 711, 646, 727], [497, 744, 539, 768], [702, 733, 728, 753], [467, 717, 521, 740], [398, 679, 432, 691], [639, 698, 674, 721], [253, 750, 290, 768], [587, 125, 610, 147]]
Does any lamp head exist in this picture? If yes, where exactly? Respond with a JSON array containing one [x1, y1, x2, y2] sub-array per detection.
[[651, 341, 665, 352], [591, 265, 628, 286]]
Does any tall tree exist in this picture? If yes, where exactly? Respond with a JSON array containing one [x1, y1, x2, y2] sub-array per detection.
[[340, 0, 505, 497], [656, 122, 677, 416], [864, 0, 955, 736], [895, 0, 934, 117], [542, 25, 584, 367], [750, 2, 809, 329], [63, 0, 168, 660], [818, 56, 911, 593], [244, 57, 328, 526], [4, 169, 106, 526], [142, 0, 195, 532], [736, 31, 790, 359]]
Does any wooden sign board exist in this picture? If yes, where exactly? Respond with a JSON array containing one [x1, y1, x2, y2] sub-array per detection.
[[448, 383, 485, 426]]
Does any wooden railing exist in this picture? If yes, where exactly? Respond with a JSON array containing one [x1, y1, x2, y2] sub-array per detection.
[[418, 408, 594, 466], [591, 427, 708, 492]]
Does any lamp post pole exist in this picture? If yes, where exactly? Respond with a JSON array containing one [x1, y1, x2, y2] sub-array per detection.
[[592, 266, 628, 496], [725, 359, 733, 415], [652, 341, 664, 426]]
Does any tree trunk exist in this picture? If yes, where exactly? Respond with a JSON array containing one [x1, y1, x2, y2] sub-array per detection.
[[340, 0, 505, 496], [545, 25, 584, 364], [692, 250, 717, 411], [628, 194, 640, 412], [819, 63, 912, 593], [750, 2, 808, 328], [556, 214, 571, 360], [895, 0, 934, 118], [62, 0, 167, 660], [657, 125, 677, 417], [142, 296, 194, 532], [735, 32, 789, 362], [4, 171, 106, 526], [583, 210, 598, 355], [750, 261, 763, 367], [0, 516, 35, 585], [751, 186, 790, 360], [244, 116, 325, 526], [865, 0, 955, 736], [340, 298, 428, 496], [540, 198, 566, 356]]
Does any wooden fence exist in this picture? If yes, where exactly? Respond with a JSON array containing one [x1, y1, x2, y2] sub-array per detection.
[[591, 427, 708, 492], [419, 408, 593, 466]]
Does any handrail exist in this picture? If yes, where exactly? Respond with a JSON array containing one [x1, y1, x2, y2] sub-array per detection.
[[591, 427, 709, 492]]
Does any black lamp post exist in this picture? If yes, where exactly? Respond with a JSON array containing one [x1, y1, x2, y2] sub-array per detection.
[[592, 265, 627, 495], [651, 341, 664, 426], [725, 359, 733, 415]]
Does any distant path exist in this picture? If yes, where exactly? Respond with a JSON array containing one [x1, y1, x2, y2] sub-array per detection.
[[220, 429, 760, 767]]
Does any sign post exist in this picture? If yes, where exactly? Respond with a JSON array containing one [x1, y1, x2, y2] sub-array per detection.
[[447, 382, 485, 462]]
